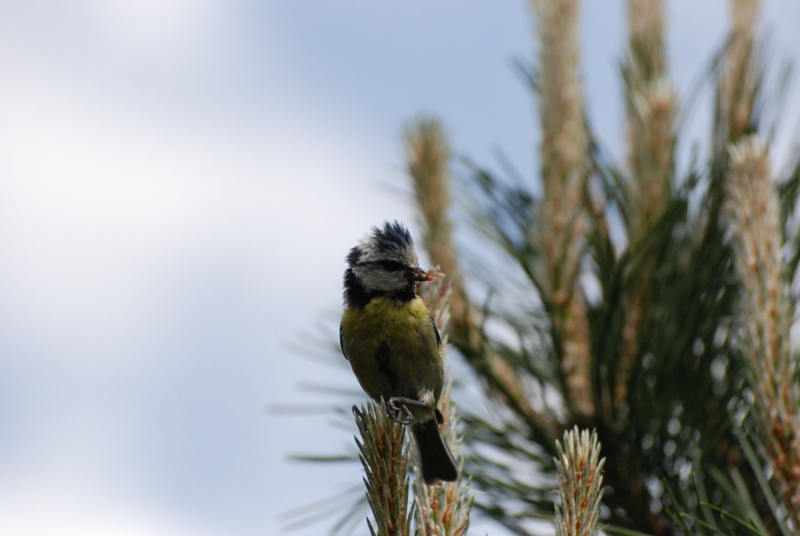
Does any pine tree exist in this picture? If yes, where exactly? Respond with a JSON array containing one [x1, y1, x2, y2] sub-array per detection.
[[289, 1, 800, 534]]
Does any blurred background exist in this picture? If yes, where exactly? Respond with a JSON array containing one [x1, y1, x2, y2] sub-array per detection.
[[0, 1, 798, 535]]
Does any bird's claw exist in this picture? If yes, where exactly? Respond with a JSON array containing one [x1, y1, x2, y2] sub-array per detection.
[[387, 397, 415, 425]]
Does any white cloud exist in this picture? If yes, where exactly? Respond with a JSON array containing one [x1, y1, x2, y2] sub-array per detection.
[[0, 36, 386, 351], [0, 477, 213, 536], [0, 3, 386, 533], [76, 0, 224, 58]]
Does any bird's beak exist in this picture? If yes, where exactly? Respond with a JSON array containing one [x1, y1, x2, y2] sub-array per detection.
[[408, 267, 434, 282]]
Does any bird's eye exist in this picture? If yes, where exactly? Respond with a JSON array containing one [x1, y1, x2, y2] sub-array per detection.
[[378, 260, 405, 272]]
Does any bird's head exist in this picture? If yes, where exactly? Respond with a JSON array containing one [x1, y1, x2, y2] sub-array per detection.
[[343, 221, 435, 305]]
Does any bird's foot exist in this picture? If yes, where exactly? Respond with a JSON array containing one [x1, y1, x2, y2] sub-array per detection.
[[387, 397, 416, 425]]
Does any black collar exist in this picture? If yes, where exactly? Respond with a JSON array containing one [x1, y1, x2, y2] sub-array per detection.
[[343, 268, 416, 309]]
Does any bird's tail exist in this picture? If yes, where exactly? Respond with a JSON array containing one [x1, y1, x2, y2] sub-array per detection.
[[411, 418, 459, 484]]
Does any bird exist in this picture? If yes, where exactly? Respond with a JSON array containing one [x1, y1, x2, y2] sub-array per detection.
[[339, 221, 459, 484]]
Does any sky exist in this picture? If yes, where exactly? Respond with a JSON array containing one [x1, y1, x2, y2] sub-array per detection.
[[0, 1, 799, 535]]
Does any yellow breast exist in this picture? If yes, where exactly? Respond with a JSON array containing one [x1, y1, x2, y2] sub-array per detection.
[[340, 296, 443, 406]]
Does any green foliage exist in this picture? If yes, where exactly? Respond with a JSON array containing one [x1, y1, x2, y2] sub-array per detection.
[[421, 1, 800, 534], [289, 2, 800, 535]]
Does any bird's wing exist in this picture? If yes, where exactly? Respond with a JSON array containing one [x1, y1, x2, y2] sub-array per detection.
[[339, 323, 348, 360], [429, 314, 441, 348]]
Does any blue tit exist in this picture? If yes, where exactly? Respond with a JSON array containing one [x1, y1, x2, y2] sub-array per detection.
[[340, 221, 459, 484]]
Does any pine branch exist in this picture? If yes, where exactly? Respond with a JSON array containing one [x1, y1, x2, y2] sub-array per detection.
[[353, 401, 414, 536], [528, 0, 594, 423], [714, 0, 762, 153], [554, 427, 606, 536], [725, 135, 800, 530], [615, 0, 676, 429], [404, 116, 559, 440], [415, 276, 474, 536]]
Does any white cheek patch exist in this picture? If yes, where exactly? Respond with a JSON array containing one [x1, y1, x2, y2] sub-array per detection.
[[354, 265, 406, 292]]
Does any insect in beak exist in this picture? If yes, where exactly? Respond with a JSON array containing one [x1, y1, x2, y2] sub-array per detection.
[[407, 267, 445, 282]]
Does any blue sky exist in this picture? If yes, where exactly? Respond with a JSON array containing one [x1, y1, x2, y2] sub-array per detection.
[[0, 1, 798, 535]]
